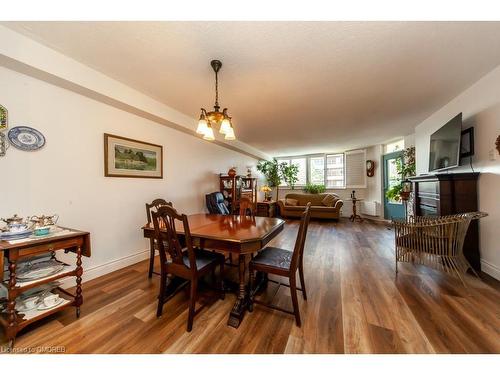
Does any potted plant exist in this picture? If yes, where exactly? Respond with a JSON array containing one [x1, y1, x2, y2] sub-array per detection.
[[256, 159, 299, 201], [385, 146, 416, 202], [256, 159, 283, 201], [303, 183, 326, 194]]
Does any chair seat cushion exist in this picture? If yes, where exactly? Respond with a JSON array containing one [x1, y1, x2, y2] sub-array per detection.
[[182, 249, 222, 270], [251, 246, 292, 270]]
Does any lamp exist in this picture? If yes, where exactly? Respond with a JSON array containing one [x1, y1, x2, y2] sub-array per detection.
[[197, 60, 236, 141]]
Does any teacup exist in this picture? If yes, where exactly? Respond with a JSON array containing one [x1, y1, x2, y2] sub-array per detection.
[[18, 296, 38, 310], [43, 293, 60, 308]]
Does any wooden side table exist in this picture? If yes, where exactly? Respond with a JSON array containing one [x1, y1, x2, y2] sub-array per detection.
[[347, 198, 363, 222], [256, 201, 276, 218], [0, 227, 91, 350]]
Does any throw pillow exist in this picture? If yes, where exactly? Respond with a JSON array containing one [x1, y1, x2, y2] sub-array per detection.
[[322, 194, 336, 207], [285, 198, 299, 206]]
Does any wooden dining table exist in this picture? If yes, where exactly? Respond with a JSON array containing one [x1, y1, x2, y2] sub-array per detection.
[[142, 214, 285, 328]]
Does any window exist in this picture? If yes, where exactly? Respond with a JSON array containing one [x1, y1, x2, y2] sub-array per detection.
[[291, 158, 307, 186], [275, 150, 364, 189], [277, 157, 307, 187], [385, 139, 404, 154], [309, 156, 325, 185], [326, 154, 345, 188]]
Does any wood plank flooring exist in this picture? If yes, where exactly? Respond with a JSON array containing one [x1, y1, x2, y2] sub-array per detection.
[[2, 219, 499, 353]]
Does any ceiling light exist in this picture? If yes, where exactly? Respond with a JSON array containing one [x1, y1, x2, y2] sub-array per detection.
[[197, 60, 236, 141]]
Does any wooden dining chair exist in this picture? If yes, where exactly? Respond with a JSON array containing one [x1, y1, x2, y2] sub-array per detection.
[[146, 199, 172, 278], [151, 205, 225, 332], [238, 196, 255, 217], [249, 203, 311, 327]]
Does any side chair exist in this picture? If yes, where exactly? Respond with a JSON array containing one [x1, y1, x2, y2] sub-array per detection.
[[249, 203, 311, 327], [146, 198, 172, 278], [151, 205, 225, 332]]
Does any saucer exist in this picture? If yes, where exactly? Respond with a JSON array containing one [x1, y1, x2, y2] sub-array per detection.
[[37, 297, 64, 310]]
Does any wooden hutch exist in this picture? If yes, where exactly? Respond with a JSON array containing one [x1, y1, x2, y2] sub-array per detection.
[[409, 172, 482, 271], [219, 174, 257, 214]]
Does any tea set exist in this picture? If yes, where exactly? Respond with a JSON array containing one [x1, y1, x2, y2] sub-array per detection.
[[17, 292, 64, 312], [0, 214, 59, 240]]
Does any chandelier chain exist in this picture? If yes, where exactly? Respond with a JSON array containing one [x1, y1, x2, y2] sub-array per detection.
[[214, 69, 219, 109]]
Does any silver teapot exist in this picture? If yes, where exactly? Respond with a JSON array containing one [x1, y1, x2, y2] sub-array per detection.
[[1, 214, 31, 232]]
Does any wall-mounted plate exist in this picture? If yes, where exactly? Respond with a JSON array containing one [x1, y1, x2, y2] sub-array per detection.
[[8, 126, 46, 151]]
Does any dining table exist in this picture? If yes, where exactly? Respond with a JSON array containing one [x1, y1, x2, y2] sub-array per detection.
[[142, 213, 285, 328]]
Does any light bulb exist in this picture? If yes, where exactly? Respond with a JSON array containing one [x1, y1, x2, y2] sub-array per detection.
[[224, 127, 236, 140], [220, 118, 231, 134], [196, 118, 208, 134], [203, 126, 215, 141]]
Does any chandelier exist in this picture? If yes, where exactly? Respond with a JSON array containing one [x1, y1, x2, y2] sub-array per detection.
[[196, 60, 236, 141]]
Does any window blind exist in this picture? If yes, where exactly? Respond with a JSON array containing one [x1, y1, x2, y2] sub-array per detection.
[[345, 149, 366, 188]]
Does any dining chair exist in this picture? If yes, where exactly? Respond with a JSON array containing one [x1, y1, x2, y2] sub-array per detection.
[[249, 203, 311, 327], [151, 205, 225, 332], [146, 199, 172, 278], [238, 196, 255, 217]]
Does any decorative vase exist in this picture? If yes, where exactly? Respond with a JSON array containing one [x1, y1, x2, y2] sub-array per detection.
[[228, 167, 237, 177]]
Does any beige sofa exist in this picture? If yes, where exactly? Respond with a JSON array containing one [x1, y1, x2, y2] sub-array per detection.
[[277, 193, 343, 220]]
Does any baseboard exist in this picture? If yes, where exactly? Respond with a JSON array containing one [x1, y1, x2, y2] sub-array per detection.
[[60, 248, 150, 289], [481, 259, 500, 281]]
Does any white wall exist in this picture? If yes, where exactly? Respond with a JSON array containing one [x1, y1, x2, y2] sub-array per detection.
[[0, 66, 257, 280], [414, 65, 500, 280]]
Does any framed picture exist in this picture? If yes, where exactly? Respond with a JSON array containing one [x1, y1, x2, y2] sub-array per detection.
[[104, 133, 163, 178], [460, 127, 474, 159]]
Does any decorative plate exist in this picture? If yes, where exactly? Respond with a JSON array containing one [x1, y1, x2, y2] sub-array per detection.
[[8, 126, 46, 151]]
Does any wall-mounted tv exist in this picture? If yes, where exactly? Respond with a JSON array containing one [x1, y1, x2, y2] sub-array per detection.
[[428, 113, 462, 172]]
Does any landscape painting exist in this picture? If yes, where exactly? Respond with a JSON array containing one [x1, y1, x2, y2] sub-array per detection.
[[104, 133, 163, 178]]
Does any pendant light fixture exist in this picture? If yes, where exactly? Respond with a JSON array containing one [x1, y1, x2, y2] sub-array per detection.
[[196, 60, 236, 141]]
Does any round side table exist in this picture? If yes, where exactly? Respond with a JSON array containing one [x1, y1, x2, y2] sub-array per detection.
[[347, 198, 364, 222]]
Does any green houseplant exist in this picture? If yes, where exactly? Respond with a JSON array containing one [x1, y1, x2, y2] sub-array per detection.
[[385, 146, 416, 202], [303, 183, 326, 194], [256, 158, 299, 201]]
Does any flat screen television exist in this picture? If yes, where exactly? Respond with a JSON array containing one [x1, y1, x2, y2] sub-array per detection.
[[428, 113, 462, 172]]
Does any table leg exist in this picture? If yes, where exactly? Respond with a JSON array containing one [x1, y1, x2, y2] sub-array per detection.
[[75, 246, 83, 318], [6, 257, 17, 350], [228, 254, 248, 328]]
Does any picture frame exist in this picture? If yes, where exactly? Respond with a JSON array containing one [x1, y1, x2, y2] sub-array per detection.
[[104, 133, 163, 178], [460, 127, 474, 159]]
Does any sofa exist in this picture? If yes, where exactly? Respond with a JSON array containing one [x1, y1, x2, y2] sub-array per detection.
[[277, 193, 343, 220]]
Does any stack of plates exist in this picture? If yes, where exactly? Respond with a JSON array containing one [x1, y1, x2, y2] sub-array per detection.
[[17, 260, 65, 281], [0, 228, 33, 241]]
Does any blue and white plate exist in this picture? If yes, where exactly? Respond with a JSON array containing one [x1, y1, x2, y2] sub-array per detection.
[[8, 126, 46, 151]]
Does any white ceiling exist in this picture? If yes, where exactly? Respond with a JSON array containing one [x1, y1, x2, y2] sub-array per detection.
[[5, 21, 500, 156]]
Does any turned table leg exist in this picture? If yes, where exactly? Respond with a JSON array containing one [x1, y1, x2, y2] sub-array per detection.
[[75, 246, 83, 318], [228, 254, 248, 328]]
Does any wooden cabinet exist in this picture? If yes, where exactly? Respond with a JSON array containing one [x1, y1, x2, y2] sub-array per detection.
[[256, 201, 276, 218], [219, 175, 257, 214], [410, 172, 481, 271]]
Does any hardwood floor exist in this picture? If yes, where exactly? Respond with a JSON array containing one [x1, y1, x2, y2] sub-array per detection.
[[2, 219, 499, 353]]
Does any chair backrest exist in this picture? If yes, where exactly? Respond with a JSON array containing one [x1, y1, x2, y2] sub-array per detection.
[[238, 196, 255, 217], [151, 205, 198, 271], [290, 203, 312, 272], [146, 198, 172, 224], [206, 192, 230, 215]]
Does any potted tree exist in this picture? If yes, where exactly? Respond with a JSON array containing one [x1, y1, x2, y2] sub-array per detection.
[[256, 159, 299, 201]]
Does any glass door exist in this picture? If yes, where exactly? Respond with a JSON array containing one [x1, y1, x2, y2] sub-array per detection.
[[383, 151, 405, 219]]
